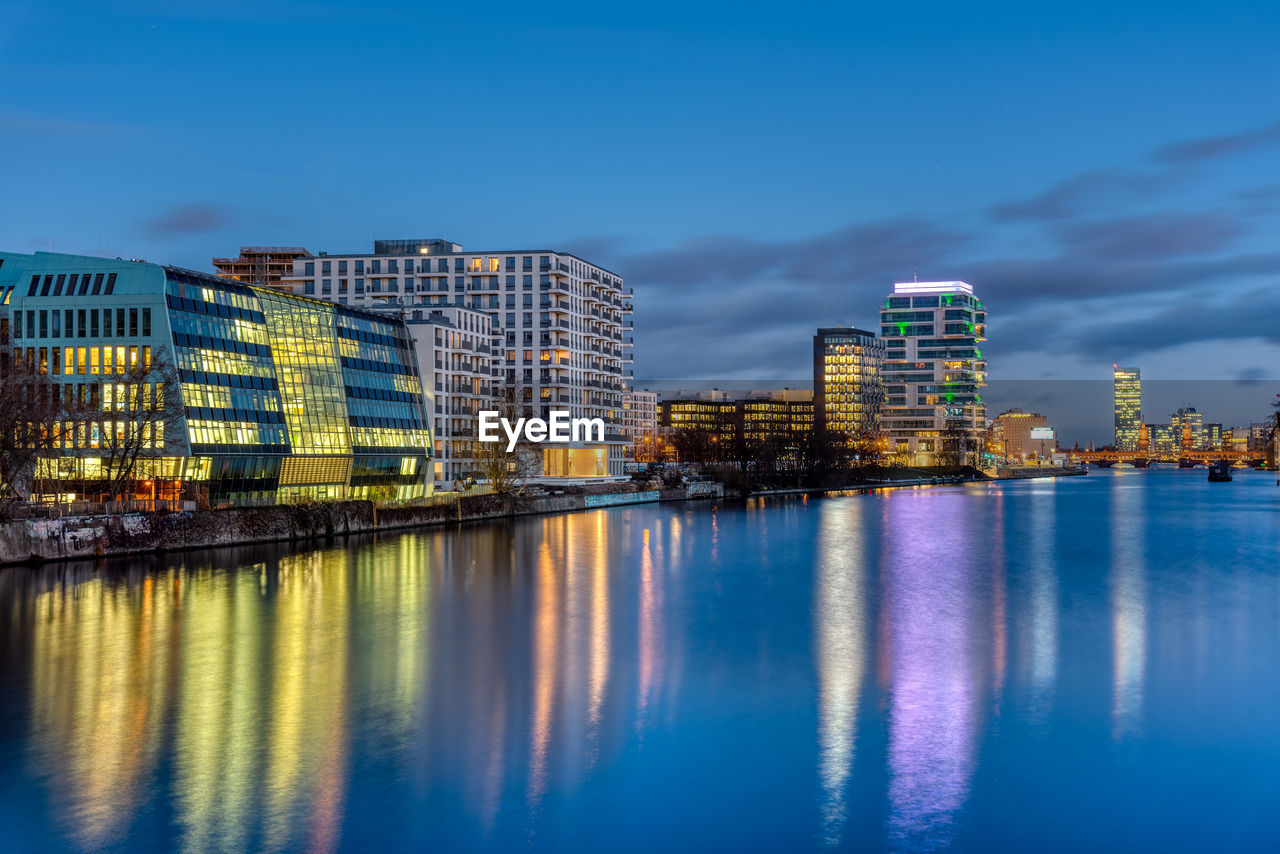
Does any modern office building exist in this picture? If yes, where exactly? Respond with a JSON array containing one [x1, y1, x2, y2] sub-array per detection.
[[879, 282, 987, 464], [658, 398, 738, 441], [405, 306, 494, 490], [1223, 426, 1251, 454], [1204, 422, 1223, 450], [813, 327, 885, 438], [989, 409, 1055, 462], [1171, 407, 1204, 451], [657, 391, 814, 465], [212, 246, 313, 288], [230, 238, 633, 479], [0, 251, 431, 505], [1146, 423, 1175, 457], [1113, 365, 1142, 451]]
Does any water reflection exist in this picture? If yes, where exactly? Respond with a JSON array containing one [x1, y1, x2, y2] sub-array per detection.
[[174, 564, 266, 853], [6, 473, 1280, 852], [1110, 476, 1148, 739], [1028, 481, 1059, 722], [882, 493, 981, 852], [29, 574, 177, 850], [814, 500, 868, 848]]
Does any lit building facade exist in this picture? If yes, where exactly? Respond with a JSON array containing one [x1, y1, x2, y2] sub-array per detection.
[[813, 327, 884, 438], [622, 389, 659, 458], [658, 398, 738, 442], [879, 282, 987, 464], [1146, 423, 1175, 457], [1204, 422, 1223, 450], [212, 246, 313, 288], [989, 409, 1055, 462], [0, 251, 431, 505], [406, 306, 494, 490], [1171, 407, 1204, 451], [235, 238, 632, 479], [1113, 365, 1142, 451]]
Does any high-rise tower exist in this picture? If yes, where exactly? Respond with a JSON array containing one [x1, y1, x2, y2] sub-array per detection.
[[879, 281, 986, 465], [1113, 365, 1142, 451]]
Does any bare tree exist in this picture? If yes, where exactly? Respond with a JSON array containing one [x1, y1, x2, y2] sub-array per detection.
[[89, 348, 183, 501], [936, 418, 974, 468], [796, 426, 855, 487], [471, 381, 539, 495], [848, 419, 885, 481], [0, 338, 65, 500]]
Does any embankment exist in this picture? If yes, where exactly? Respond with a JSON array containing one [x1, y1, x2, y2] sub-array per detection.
[[1, 482, 723, 567]]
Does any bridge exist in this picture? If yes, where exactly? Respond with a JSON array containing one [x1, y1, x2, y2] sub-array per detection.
[[1069, 448, 1267, 467], [1070, 420, 1273, 467]]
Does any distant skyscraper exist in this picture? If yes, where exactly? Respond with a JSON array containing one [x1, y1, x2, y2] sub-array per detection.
[[1113, 366, 1142, 451], [813, 327, 885, 437], [878, 282, 986, 464], [1204, 422, 1223, 450], [1171, 407, 1204, 451]]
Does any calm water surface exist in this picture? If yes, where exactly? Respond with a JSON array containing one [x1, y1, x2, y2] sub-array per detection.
[[2, 469, 1279, 852]]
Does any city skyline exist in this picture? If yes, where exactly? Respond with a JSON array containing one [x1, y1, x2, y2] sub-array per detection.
[[3, 2, 1279, 445]]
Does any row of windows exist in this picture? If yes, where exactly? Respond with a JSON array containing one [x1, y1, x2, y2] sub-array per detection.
[[345, 384, 419, 404], [170, 312, 269, 346], [338, 354, 415, 377], [881, 324, 934, 338], [11, 345, 151, 376], [25, 272, 117, 298], [181, 383, 280, 413], [308, 255, 567, 276], [185, 406, 286, 425], [166, 293, 265, 325], [36, 419, 164, 450], [12, 307, 151, 340], [172, 331, 271, 358], [336, 323, 403, 349], [187, 419, 289, 448], [178, 368, 279, 391]]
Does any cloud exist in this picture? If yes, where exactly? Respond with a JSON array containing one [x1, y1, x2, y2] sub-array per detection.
[[1051, 211, 1245, 261], [142, 203, 231, 237], [1236, 367, 1270, 385], [1064, 286, 1280, 359], [990, 117, 1280, 225], [623, 117, 1280, 381], [988, 168, 1176, 223], [1152, 119, 1280, 165]]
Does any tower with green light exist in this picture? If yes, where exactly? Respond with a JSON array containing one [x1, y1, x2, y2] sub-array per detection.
[[878, 280, 987, 465]]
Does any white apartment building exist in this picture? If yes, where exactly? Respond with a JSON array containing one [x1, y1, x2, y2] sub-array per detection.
[[622, 390, 659, 457], [406, 307, 494, 490], [879, 280, 987, 465], [272, 238, 633, 480]]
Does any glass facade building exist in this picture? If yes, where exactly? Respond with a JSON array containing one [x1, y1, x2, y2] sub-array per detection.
[[0, 251, 431, 505], [813, 327, 884, 437], [879, 282, 987, 464], [1113, 365, 1142, 452]]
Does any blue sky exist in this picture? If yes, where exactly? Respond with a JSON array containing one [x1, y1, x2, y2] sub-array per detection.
[[2, 1, 1279, 440]]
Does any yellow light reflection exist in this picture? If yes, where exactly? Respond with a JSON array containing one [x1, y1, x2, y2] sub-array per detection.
[[815, 500, 868, 848]]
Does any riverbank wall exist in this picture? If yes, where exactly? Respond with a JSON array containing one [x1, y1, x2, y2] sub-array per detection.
[[0, 482, 724, 567]]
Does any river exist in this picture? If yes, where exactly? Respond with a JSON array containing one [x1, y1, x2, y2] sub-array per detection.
[[1, 468, 1278, 852]]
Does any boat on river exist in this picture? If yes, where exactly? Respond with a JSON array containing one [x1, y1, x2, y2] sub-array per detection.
[[1207, 462, 1233, 482]]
